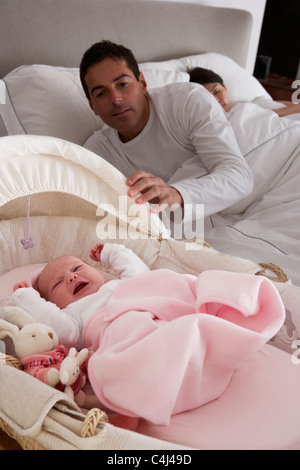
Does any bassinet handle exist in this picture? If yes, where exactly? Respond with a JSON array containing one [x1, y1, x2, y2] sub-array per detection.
[[0, 352, 109, 439], [81, 408, 109, 438]]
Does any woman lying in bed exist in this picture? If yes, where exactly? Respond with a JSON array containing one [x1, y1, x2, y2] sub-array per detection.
[[189, 67, 300, 118]]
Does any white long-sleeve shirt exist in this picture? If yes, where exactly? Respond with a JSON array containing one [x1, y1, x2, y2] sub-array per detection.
[[11, 244, 149, 349], [84, 82, 253, 222]]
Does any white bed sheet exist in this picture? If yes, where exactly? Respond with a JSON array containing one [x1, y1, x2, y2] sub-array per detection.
[[202, 104, 300, 287]]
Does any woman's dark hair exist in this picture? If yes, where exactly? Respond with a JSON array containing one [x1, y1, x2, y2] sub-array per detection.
[[188, 67, 224, 86], [80, 40, 141, 98]]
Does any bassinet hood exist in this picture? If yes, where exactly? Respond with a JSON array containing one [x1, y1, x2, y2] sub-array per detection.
[[0, 134, 266, 283], [0, 135, 170, 240]]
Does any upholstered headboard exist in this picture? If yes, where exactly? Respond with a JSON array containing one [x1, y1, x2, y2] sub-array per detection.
[[0, 0, 253, 78]]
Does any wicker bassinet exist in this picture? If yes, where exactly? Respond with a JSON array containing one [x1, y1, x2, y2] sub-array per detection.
[[0, 135, 293, 450]]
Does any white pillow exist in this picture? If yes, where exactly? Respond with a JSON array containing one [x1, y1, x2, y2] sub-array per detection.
[[139, 58, 184, 72], [141, 69, 189, 89], [2, 65, 103, 145], [141, 52, 272, 104], [0, 79, 25, 136]]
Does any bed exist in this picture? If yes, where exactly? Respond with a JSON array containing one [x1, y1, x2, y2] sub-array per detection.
[[1, 0, 300, 451]]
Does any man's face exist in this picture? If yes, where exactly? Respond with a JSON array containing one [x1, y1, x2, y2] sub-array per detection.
[[85, 58, 150, 142]]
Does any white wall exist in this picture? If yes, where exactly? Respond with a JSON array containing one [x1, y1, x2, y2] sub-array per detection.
[[141, 0, 267, 73]]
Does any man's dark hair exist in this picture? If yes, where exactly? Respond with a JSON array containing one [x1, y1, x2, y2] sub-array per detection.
[[188, 67, 224, 86], [80, 40, 141, 98]]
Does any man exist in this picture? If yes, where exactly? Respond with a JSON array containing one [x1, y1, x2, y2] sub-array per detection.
[[80, 40, 253, 233]]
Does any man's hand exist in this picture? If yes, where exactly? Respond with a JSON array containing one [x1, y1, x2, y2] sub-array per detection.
[[126, 171, 183, 213]]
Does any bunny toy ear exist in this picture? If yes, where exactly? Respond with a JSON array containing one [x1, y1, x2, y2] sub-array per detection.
[[1, 306, 36, 328], [0, 319, 19, 342]]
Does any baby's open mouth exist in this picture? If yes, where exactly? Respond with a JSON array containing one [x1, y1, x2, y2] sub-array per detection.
[[73, 282, 88, 295]]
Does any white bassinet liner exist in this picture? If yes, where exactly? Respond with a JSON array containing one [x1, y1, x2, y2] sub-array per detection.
[[0, 134, 298, 450], [0, 135, 268, 275], [0, 134, 268, 278]]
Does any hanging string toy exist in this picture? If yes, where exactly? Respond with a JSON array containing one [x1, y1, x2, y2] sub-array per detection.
[[20, 195, 34, 249]]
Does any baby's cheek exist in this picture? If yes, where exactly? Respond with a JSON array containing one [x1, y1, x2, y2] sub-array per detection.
[[49, 291, 70, 309]]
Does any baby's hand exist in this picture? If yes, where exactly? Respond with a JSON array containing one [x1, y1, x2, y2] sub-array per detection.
[[13, 281, 31, 292], [89, 243, 104, 262]]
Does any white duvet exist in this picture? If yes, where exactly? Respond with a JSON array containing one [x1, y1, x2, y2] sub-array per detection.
[[204, 103, 300, 286]]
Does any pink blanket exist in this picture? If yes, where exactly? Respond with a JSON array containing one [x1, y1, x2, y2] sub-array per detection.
[[83, 269, 284, 425]]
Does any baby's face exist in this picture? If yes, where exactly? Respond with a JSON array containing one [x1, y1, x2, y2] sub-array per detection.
[[38, 255, 107, 308]]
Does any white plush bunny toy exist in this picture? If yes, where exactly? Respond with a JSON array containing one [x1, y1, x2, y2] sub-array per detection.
[[0, 306, 89, 406]]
